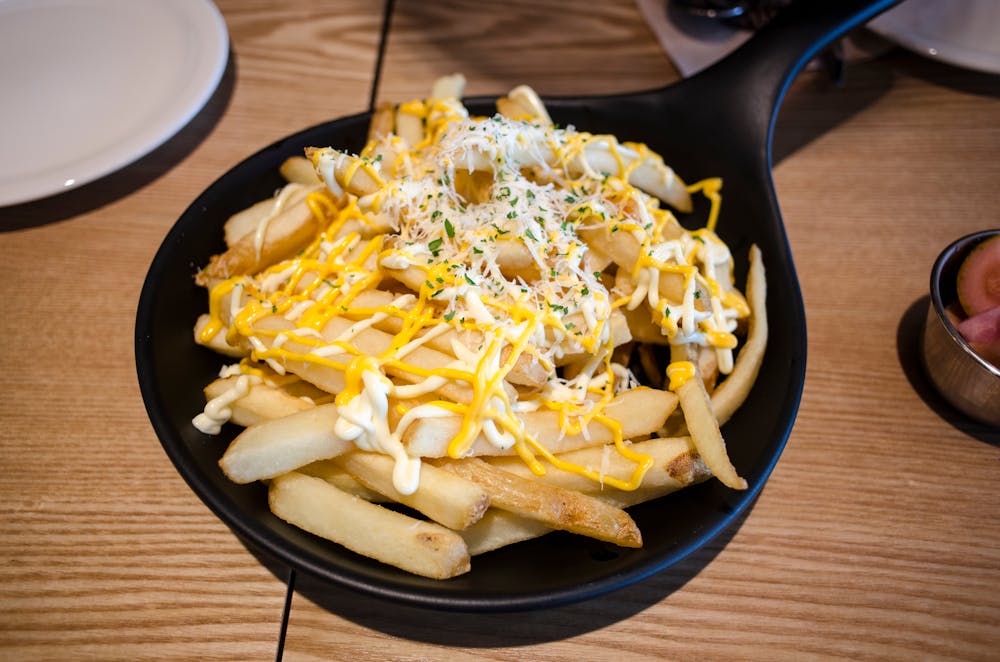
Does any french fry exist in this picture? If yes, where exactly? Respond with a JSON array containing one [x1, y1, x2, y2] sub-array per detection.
[[436, 458, 642, 547], [280, 156, 322, 185], [712, 245, 767, 425], [464, 441, 711, 553], [243, 313, 484, 405], [195, 314, 247, 358], [620, 304, 670, 346], [404, 386, 677, 457], [670, 345, 747, 490], [204, 376, 315, 428], [336, 451, 489, 530], [298, 459, 390, 502], [497, 85, 552, 125], [222, 183, 319, 248], [461, 438, 712, 556], [199, 195, 322, 284], [430, 73, 466, 100], [596, 462, 710, 508], [394, 106, 424, 145], [308, 147, 384, 198], [269, 472, 470, 579], [574, 140, 691, 213], [368, 102, 395, 142], [459, 508, 552, 555], [488, 436, 704, 493], [219, 404, 353, 484], [494, 240, 538, 274], [552, 309, 633, 366], [579, 222, 710, 306]]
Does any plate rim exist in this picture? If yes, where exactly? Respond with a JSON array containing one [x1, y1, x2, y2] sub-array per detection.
[[0, 0, 229, 207], [868, 0, 1000, 74]]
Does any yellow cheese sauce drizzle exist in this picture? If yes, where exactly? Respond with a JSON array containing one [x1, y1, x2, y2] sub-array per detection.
[[196, 102, 754, 495], [666, 361, 696, 391]]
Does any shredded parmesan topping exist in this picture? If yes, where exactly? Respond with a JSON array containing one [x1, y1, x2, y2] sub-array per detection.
[[195, 96, 750, 495]]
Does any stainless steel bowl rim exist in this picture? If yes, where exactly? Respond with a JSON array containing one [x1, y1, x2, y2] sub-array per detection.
[[928, 229, 1000, 378]]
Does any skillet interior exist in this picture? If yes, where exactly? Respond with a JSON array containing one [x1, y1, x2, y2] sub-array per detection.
[[136, 0, 898, 611]]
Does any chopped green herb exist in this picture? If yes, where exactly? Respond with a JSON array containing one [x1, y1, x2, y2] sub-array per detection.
[[444, 219, 455, 238]]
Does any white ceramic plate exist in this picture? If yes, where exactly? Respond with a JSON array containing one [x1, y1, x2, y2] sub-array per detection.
[[0, 0, 228, 207], [869, 0, 1000, 75]]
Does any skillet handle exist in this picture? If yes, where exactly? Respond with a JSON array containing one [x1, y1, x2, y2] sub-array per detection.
[[693, 0, 902, 151]]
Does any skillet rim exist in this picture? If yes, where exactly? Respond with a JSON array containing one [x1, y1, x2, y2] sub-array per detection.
[[135, 91, 806, 611]]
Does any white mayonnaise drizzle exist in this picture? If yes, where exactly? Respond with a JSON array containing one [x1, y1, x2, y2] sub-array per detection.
[[334, 370, 422, 495], [192, 373, 262, 434]]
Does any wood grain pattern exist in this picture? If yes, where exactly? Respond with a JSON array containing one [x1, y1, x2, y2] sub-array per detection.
[[0, 1, 379, 659], [377, 0, 677, 101], [1, 0, 998, 660]]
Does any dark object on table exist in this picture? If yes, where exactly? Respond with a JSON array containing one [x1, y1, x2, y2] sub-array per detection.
[[137, 0, 898, 611]]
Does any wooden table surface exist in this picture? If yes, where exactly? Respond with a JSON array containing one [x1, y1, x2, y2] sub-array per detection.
[[2, 1, 998, 659]]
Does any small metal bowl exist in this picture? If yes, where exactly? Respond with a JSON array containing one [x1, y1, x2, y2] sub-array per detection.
[[922, 230, 1000, 427]]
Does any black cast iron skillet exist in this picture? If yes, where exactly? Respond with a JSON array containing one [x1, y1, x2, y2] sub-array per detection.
[[136, 0, 900, 611]]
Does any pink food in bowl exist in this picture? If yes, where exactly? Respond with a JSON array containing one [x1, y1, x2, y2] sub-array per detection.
[[952, 234, 1000, 368]]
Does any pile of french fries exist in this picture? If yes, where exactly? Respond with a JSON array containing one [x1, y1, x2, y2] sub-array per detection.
[[191, 75, 768, 579]]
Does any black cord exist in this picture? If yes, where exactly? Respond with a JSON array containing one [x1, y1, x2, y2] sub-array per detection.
[[368, 0, 398, 112], [274, 568, 296, 662]]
